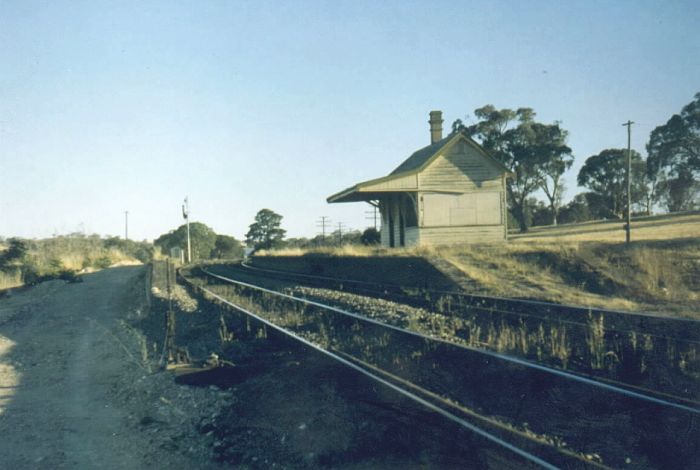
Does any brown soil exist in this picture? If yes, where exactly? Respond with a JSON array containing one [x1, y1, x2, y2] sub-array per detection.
[[0, 260, 520, 469], [0, 266, 227, 469]]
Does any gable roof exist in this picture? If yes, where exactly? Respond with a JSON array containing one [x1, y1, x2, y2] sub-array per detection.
[[327, 132, 512, 204], [389, 135, 455, 175], [392, 132, 511, 177]]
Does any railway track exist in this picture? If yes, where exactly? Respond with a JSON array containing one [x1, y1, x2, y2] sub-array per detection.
[[207, 261, 700, 407], [182, 265, 699, 469]]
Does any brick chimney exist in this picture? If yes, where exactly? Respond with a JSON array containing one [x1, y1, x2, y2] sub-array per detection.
[[429, 110, 443, 144]]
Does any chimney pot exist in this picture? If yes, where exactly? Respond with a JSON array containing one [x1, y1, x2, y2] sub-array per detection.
[[429, 110, 443, 144]]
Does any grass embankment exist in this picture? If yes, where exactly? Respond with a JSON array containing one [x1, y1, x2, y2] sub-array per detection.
[[259, 212, 700, 318], [437, 239, 699, 317], [0, 236, 152, 290], [511, 210, 700, 243]]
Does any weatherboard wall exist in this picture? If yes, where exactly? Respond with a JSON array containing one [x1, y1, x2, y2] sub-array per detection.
[[418, 225, 505, 245], [417, 140, 503, 192]]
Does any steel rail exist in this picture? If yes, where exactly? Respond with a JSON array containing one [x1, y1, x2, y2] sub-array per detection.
[[231, 261, 700, 347], [229, 262, 700, 407], [226, 262, 700, 408], [202, 268, 700, 415], [238, 260, 700, 328], [332, 350, 611, 469], [188, 278, 562, 470]]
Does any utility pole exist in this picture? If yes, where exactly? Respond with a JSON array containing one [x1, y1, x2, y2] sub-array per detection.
[[182, 197, 191, 263], [365, 206, 378, 230], [622, 120, 634, 244], [337, 222, 344, 245], [316, 216, 331, 242], [124, 211, 129, 240]]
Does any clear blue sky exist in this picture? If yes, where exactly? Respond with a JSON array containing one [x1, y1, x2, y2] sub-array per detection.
[[1, 1, 698, 241]]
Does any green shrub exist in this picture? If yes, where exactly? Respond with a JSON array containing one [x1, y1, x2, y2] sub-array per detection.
[[94, 256, 113, 269], [21, 265, 40, 285]]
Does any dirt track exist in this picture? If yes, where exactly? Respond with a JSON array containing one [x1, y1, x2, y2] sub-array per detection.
[[0, 267, 217, 469]]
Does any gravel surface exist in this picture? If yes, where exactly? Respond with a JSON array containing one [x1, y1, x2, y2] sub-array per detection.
[[0, 266, 227, 469]]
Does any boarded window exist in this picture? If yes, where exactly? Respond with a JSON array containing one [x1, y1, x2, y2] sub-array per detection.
[[475, 192, 501, 225], [422, 192, 500, 227]]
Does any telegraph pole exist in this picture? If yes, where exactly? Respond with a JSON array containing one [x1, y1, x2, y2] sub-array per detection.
[[337, 222, 344, 245], [365, 206, 378, 230], [622, 120, 634, 244], [124, 211, 129, 240], [182, 197, 191, 263], [316, 216, 331, 242]]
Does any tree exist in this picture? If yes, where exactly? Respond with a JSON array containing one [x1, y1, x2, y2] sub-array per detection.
[[454, 106, 573, 232], [656, 171, 700, 212], [212, 235, 244, 259], [0, 238, 28, 270], [558, 194, 592, 224], [577, 149, 646, 219], [245, 209, 286, 251], [528, 198, 553, 227], [360, 227, 381, 245], [155, 222, 217, 261], [537, 125, 574, 225], [647, 92, 700, 212]]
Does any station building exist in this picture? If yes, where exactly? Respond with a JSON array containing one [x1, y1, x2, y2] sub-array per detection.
[[327, 111, 511, 247]]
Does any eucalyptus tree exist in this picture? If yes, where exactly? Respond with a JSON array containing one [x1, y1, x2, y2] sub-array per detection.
[[647, 92, 700, 211], [454, 105, 573, 231], [577, 149, 646, 219]]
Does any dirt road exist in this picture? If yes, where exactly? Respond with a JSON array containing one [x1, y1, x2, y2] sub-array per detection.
[[0, 267, 213, 469]]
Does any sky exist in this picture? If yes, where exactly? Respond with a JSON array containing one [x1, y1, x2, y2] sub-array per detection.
[[1, 0, 698, 242]]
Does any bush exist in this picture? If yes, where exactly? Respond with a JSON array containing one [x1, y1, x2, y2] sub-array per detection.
[[95, 256, 113, 269], [0, 238, 28, 269], [21, 265, 40, 285], [361, 228, 381, 245]]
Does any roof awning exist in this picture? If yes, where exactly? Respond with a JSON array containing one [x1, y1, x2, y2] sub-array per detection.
[[327, 172, 418, 203], [327, 132, 513, 204]]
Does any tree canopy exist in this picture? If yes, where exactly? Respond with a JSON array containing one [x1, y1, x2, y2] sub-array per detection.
[[155, 223, 245, 260], [155, 222, 217, 261], [647, 92, 700, 211], [360, 227, 381, 245], [577, 149, 646, 219], [245, 209, 286, 251], [0, 238, 28, 270], [454, 105, 572, 231], [212, 234, 244, 259]]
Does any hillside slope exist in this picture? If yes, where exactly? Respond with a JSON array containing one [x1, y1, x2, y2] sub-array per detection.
[[433, 237, 699, 318], [259, 212, 699, 318]]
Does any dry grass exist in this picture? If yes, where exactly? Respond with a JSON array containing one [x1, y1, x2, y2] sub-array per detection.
[[512, 211, 700, 243], [0, 237, 144, 291], [437, 214, 700, 317], [0, 271, 22, 291], [259, 243, 445, 259], [261, 212, 699, 318], [437, 242, 643, 311], [258, 245, 386, 257]]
